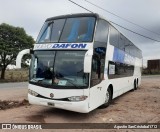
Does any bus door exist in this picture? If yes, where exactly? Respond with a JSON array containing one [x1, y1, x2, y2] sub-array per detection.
[[89, 47, 106, 109]]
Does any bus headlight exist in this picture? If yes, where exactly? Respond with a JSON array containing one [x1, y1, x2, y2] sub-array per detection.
[[68, 96, 88, 102], [28, 89, 38, 97]]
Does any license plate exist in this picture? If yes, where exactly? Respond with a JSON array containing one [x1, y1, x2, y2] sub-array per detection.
[[48, 102, 55, 106]]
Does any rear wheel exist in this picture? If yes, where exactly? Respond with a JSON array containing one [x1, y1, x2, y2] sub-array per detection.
[[100, 88, 112, 108], [134, 80, 137, 90], [137, 79, 139, 88]]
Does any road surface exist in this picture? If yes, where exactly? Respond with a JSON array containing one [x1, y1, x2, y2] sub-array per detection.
[[0, 75, 159, 132], [0, 82, 28, 101], [0, 82, 28, 89]]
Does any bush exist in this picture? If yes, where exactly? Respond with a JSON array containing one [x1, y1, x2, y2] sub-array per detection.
[[0, 69, 29, 83]]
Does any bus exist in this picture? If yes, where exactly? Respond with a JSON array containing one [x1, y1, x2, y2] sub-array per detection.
[[16, 13, 142, 113]]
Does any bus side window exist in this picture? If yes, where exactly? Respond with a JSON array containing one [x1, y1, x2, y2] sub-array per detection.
[[119, 34, 125, 50], [109, 26, 119, 48], [39, 24, 52, 43], [95, 19, 109, 43]]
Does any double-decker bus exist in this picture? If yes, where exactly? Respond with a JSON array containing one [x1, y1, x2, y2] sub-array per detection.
[[16, 13, 142, 113]]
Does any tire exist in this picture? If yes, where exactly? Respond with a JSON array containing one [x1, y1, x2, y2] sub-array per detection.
[[100, 88, 112, 108], [134, 80, 137, 90], [137, 79, 139, 88]]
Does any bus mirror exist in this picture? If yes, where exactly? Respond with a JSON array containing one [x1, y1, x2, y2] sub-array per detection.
[[84, 50, 93, 73], [16, 49, 31, 69]]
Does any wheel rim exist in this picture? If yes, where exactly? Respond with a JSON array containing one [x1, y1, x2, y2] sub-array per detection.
[[105, 91, 110, 103]]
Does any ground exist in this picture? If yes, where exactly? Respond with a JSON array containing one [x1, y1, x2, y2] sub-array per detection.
[[0, 76, 159, 132]]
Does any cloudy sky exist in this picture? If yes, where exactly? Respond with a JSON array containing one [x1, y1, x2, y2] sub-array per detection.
[[0, 0, 160, 66]]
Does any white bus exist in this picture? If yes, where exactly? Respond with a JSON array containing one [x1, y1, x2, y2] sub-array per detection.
[[17, 13, 142, 113]]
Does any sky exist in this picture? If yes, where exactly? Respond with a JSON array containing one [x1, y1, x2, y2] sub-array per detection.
[[0, 0, 160, 67]]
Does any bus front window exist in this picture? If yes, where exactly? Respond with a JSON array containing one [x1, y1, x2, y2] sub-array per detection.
[[59, 17, 95, 43], [30, 51, 89, 88], [30, 51, 55, 85], [36, 17, 96, 43]]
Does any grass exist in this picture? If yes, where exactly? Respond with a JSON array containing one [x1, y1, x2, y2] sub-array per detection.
[[0, 69, 29, 83]]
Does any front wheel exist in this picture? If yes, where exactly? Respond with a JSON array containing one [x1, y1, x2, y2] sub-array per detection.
[[100, 88, 112, 108]]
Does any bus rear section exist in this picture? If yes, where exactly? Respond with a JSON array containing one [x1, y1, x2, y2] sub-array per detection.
[[106, 25, 142, 98]]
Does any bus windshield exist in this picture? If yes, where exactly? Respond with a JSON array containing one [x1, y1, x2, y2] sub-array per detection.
[[30, 51, 89, 88], [37, 17, 96, 43]]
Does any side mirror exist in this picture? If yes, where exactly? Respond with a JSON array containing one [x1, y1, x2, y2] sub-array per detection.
[[84, 49, 93, 73], [16, 49, 31, 69]]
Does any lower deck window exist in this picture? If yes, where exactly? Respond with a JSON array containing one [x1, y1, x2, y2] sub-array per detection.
[[108, 61, 134, 79]]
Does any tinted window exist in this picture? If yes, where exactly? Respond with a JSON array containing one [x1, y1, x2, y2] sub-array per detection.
[[37, 17, 96, 43], [124, 40, 131, 54], [60, 17, 96, 42], [109, 26, 119, 48], [36, 22, 48, 43], [51, 19, 65, 42], [38, 23, 52, 43], [38, 19, 65, 43], [108, 61, 134, 79], [119, 33, 125, 50], [91, 47, 106, 87], [95, 19, 109, 43], [30, 51, 89, 88], [109, 26, 142, 59]]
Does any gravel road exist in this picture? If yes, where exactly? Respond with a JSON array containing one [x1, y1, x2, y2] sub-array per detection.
[[0, 82, 28, 89], [0, 76, 159, 132]]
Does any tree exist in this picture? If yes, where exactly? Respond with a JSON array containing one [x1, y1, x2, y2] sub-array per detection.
[[0, 23, 35, 79]]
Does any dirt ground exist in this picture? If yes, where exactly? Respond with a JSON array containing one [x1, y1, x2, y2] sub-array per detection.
[[0, 75, 159, 132]]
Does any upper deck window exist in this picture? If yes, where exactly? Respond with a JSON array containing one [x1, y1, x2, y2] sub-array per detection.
[[36, 17, 96, 43], [94, 19, 109, 43]]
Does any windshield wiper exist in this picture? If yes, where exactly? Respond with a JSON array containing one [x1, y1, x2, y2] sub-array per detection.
[[31, 78, 44, 82], [56, 76, 80, 89]]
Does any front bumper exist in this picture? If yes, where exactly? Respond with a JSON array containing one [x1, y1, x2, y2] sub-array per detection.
[[28, 94, 90, 113]]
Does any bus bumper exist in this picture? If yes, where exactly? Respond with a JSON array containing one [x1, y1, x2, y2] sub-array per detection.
[[28, 94, 90, 113]]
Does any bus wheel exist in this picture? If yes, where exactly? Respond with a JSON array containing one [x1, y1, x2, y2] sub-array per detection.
[[137, 79, 139, 88], [134, 80, 137, 90], [100, 88, 112, 108]]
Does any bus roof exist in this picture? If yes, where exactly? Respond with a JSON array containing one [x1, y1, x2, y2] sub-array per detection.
[[46, 13, 99, 22]]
